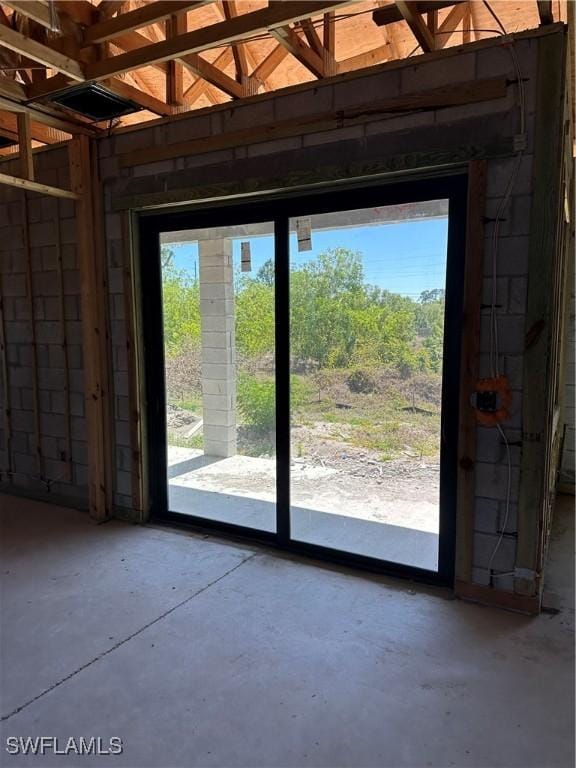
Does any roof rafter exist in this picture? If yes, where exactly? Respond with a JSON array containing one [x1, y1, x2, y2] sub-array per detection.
[[0, 23, 84, 80], [3, 1, 62, 31], [83, 0, 355, 81], [394, 1, 436, 52], [84, 1, 211, 44], [435, 1, 468, 48]]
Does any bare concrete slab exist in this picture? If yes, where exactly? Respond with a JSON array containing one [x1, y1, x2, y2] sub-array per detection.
[[1, 494, 574, 768], [167, 448, 439, 570]]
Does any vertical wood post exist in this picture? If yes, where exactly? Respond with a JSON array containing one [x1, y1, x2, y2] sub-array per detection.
[[454, 159, 487, 586], [17, 113, 34, 182], [69, 136, 113, 521]]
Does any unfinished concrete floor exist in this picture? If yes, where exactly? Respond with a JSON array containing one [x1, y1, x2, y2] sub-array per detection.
[[0, 494, 574, 768]]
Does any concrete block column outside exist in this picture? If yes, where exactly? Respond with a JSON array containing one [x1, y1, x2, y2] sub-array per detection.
[[199, 238, 237, 458]]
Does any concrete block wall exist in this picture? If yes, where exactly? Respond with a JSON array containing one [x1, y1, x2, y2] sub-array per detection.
[[95, 29, 545, 588], [0, 146, 88, 507]]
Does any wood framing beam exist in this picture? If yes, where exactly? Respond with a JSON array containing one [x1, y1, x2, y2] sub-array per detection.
[[0, 171, 79, 199], [3, 1, 62, 31], [537, 1, 553, 25], [84, 1, 209, 44], [166, 13, 185, 105], [455, 159, 486, 584], [0, 79, 96, 136], [68, 136, 113, 522], [54, 1, 96, 27], [300, 18, 323, 56], [373, 1, 462, 27], [324, 11, 335, 55], [180, 52, 245, 99], [0, 23, 84, 80], [270, 25, 325, 78], [0, 111, 69, 143], [84, 1, 353, 80], [103, 78, 175, 116], [251, 43, 289, 85], [337, 44, 390, 74], [222, 1, 249, 82], [436, 1, 468, 48], [395, 1, 436, 52], [17, 112, 33, 180], [183, 47, 232, 103]]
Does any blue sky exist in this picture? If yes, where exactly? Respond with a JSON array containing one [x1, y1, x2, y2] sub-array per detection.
[[166, 218, 448, 299]]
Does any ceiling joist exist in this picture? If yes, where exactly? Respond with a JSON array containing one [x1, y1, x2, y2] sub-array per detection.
[[394, 1, 436, 52], [84, 1, 209, 45], [0, 23, 84, 80]]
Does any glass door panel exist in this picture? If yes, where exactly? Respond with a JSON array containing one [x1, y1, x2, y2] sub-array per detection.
[[289, 201, 449, 570], [160, 222, 276, 532]]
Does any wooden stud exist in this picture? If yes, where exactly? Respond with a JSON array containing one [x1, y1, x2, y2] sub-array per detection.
[[22, 193, 43, 478], [300, 18, 324, 56], [54, 200, 73, 483], [68, 136, 112, 521], [222, 1, 249, 83], [0, 111, 70, 144], [455, 159, 486, 585], [337, 44, 390, 74], [166, 14, 185, 106], [17, 113, 34, 181]]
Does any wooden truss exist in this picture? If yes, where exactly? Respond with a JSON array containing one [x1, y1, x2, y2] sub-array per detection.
[[0, 0, 550, 160]]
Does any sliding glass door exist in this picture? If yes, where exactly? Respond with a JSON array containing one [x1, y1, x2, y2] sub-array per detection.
[[288, 203, 449, 571], [160, 222, 277, 533], [141, 176, 465, 584]]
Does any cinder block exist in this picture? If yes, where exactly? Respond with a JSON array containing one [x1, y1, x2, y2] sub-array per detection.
[[198, 299, 231, 318], [40, 413, 67, 438], [480, 315, 525, 355], [485, 235, 530, 277], [222, 100, 275, 133], [486, 155, 533, 198], [199, 282, 234, 301], [473, 531, 516, 572], [474, 497, 499, 534], [203, 410, 236, 427], [471, 567, 491, 586], [475, 461, 520, 502], [132, 159, 176, 178], [201, 331, 234, 349], [38, 367, 65, 391], [202, 347, 234, 365], [182, 149, 235, 171], [29, 221, 55, 248], [275, 85, 333, 121], [1, 274, 26, 296], [335, 69, 400, 110], [199, 265, 234, 284], [481, 277, 508, 313], [166, 114, 210, 144], [365, 110, 435, 136], [247, 136, 303, 158], [401, 53, 475, 94], [508, 277, 528, 315], [303, 125, 364, 148], [201, 315, 235, 333], [202, 393, 234, 411]]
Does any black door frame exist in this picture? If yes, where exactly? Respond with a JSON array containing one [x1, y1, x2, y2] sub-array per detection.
[[139, 172, 468, 587]]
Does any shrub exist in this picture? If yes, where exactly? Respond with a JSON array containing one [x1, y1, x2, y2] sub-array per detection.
[[347, 368, 377, 394], [237, 375, 276, 433], [237, 374, 311, 433]]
